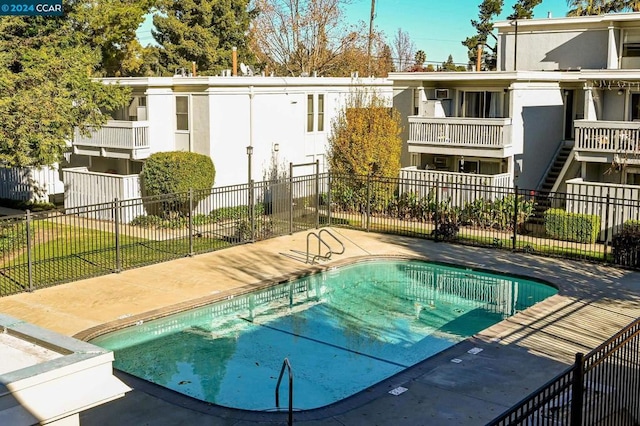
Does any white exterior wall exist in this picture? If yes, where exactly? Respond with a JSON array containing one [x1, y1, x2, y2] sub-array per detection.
[[145, 85, 177, 155], [498, 26, 609, 71], [509, 82, 565, 189]]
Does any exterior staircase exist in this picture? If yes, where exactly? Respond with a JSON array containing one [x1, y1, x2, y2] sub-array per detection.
[[527, 144, 574, 230], [539, 145, 574, 195]]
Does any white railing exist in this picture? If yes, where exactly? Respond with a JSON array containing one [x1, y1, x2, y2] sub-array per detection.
[[574, 120, 640, 154], [73, 120, 150, 150], [62, 167, 143, 223], [566, 178, 640, 241], [408, 116, 512, 148], [399, 168, 513, 207]]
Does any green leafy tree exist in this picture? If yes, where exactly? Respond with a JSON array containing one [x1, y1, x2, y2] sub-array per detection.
[[74, 0, 155, 76], [0, 13, 130, 168], [328, 91, 402, 212], [153, 0, 256, 76], [462, 0, 503, 70]]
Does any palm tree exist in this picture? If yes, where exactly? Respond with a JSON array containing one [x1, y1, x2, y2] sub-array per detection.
[[567, 0, 640, 15]]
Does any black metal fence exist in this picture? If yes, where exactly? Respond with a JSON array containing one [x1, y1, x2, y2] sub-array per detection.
[[487, 317, 640, 426], [2, 172, 640, 296]]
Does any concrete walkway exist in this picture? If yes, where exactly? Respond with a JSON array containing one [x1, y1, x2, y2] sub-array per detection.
[[0, 228, 638, 425]]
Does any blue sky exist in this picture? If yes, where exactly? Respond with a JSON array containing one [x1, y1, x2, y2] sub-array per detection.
[[137, 0, 571, 66]]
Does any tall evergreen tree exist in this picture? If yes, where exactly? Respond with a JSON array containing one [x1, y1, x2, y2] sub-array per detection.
[[0, 10, 130, 168], [462, 0, 503, 70], [74, 0, 155, 76], [153, 0, 256, 75], [508, 0, 542, 18]]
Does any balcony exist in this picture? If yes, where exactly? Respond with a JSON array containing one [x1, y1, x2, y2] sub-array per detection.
[[408, 116, 512, 157], [73, 120, 150, 160], [575, 120, 640, 157]]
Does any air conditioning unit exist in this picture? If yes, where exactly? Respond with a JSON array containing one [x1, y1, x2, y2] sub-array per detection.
[[435, 89, 450, 99]]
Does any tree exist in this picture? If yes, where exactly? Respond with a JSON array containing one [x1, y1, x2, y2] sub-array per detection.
[[250, 0, 361, 76], [566, 0, 640, 15], [153, 0, 256, 76], [508, 0, 542, 19], [391, 28, 415, 71], [73, 0, 155, 76], [0, 12, 130, 168], [441, 54, 467, 71], [328, 90, 402, 211], [462, 0, 503, 71]]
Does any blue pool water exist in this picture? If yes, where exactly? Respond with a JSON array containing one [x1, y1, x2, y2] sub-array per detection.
[[90, 259, 557, 411]]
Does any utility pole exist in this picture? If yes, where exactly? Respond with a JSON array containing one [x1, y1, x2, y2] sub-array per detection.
[[367, 0, 375, 76]]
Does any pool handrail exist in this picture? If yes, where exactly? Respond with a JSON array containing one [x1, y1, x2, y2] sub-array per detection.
[[275, 357, 293, 426], [306, 228, 345, 264]]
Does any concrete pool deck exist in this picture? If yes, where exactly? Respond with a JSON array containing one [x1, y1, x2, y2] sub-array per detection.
[[0, 228, 638, 425]]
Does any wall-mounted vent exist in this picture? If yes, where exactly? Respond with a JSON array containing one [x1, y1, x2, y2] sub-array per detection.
[[435, 89, 450, 99]]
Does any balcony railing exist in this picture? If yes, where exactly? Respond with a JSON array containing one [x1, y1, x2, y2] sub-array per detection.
[[575, 120, 640, 154], [73, 120, 150, 150], [408, 116, 512, 148]]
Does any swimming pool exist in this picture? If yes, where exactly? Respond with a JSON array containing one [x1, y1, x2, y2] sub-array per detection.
[[90, 259, 557, 411]]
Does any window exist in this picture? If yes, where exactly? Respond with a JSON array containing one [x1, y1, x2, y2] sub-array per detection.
[[307, 95, 314, 132], [317, 94, 325, 132], [461, 91, 504, 118], [632, 94, 640, 121], [307, 94, 326, 132], [413, 89, 420, 115], [176, 96, 189, 131]]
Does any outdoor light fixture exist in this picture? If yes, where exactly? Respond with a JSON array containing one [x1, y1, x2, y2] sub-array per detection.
[[273, 143, 280, 152], [618, 89, 624, 96], [246, 145, 253, 184]]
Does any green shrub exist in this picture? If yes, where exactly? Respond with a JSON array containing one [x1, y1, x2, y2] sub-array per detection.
[[544, 208, 601, 243], [141, 152, 215, 216], [612, 220, 640, 267], [0, 220, 27, 253]]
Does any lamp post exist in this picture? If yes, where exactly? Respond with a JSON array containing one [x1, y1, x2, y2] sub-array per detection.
[[510, 19, 518, 71]]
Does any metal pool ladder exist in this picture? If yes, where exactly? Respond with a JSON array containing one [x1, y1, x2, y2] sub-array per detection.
[[275, 357, 293, 426], [306, 228, 345, 264]]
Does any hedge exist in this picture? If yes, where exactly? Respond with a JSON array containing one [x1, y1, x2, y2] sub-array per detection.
[[612, 220, 640, 267], [544, 208, 600, 243]]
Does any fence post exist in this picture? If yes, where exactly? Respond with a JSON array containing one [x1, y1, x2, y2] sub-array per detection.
[[570, 352, 585, 426], [512, 185, 518, 250], [327, 173, 332, 227], [114, 198, 121, 273], [188, 188, 194, 256], [434, 179, 440, 242], [26, 210, 34, 292], [603, 190, 611, 261], [249, 179, 255, 242], [366, 174, 371, 232], [315, 160, 320, 229], [289, 162, 294, 235]]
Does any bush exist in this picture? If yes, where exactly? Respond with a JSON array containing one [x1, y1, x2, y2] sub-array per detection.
[[544, 208, 600, 243], [141, 152, 215, 216], [612, 221, 640, 267]]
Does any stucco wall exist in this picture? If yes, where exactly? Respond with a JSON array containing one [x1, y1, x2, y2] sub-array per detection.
[[191, 93, 210, 156], [511, 84, 565, 189], [499, 28, 609, 71]]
